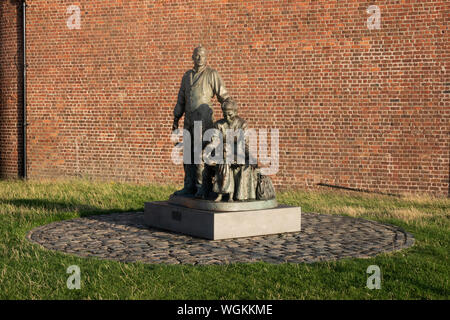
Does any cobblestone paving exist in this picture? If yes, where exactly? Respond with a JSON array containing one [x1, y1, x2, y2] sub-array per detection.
[[27, 212, 414, 265]]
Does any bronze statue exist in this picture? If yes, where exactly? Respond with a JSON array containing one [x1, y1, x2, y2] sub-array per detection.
[[204, 99, 259, 202], [147, 47, 289, 241], [172, 46, 230, 197]]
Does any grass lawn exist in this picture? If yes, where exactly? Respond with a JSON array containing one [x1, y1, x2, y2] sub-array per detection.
[[0, 178, 448, 299]]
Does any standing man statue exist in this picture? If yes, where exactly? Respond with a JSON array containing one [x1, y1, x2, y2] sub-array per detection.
[[172, 45, 230, 197]]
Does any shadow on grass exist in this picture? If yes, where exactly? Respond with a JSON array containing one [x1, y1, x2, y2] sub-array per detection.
[[0, 198, 140, 217], [1, 198, 192, 234]]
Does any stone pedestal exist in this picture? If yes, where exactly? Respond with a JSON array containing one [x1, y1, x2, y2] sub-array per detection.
[[143, 201, 301, 240]]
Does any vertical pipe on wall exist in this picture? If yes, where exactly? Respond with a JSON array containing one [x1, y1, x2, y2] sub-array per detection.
[[22, 1, 27, 179]]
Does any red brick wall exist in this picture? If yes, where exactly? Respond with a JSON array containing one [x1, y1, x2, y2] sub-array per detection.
[[0, 0, 23, 179], [2, 0, 449, 195]]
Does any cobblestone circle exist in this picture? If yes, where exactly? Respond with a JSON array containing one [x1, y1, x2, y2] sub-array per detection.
[[27, 212, 414, 265]]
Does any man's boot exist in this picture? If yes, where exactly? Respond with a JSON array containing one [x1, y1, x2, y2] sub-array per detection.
[[173, 164, 196, 196]]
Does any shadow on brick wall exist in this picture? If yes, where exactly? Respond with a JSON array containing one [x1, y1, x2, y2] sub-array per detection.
[[0, 3, 3, 176], [0, 1, 24, 178]]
